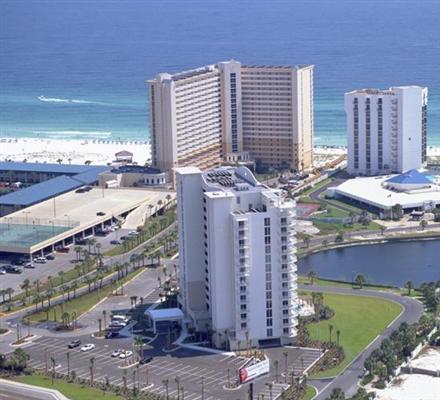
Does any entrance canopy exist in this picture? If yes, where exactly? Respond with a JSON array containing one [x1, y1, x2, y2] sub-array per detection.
[[145, 308, 184, 333]]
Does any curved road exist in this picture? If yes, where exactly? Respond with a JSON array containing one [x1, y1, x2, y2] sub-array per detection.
[[298, 284, 424, 399]]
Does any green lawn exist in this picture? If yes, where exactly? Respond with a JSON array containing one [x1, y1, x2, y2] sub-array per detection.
[[298, 275, 401, 293], [13, 375, 124, 400], [312, 219, 382, 235], [306, 292, 402, 378], [313, 205, 349, 219], [27, 268, 144, 323], [302, 385, 317, 400]]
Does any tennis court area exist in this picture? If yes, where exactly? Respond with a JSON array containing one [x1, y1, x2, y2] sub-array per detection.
[[0, 223, 70, 249]]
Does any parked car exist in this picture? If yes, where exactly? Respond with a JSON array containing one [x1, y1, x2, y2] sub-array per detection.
[[68, 339, 81, 349], [120, 236, 128, 241], [34, 257, 47, 264], [128, 231, 138, 237], [112, 315, 129, 323], [109, 321, 127, 329], [80, 343, 95, 352], [24, 262, 35, 269], [139, 356, 153, 365], [45, 254, 55, 260], [4, 265, 22, 274], [105, 331, 119, 339], [119, 350, 133, 359], [56, 247, 70, 253], [111, 349, 124, 357], [0, 268, 6, 275], [110, 240, 121, 245]]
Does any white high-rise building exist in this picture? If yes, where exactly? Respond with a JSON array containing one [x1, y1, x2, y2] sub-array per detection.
[[175, 165, 298, 349], [345, 86, 428, 176], [147, 61, 314, 175]]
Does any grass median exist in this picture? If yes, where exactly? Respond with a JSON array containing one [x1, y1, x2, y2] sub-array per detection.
[[302, 385, 317, 400], [27, 268, 145, 323], [306, 292, 402, 378], [13, 375, 123, 400]]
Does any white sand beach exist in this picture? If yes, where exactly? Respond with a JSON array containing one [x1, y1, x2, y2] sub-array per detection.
[[0, 137, 151, 166], [0, 137, 439, 167]]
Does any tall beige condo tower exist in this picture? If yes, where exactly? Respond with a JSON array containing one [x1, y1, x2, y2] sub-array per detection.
[[148, 61, 314, 173], [240, 64, 314, 171]]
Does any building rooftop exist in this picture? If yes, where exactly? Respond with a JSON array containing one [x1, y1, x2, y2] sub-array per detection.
[[386, 169, 433, 185], [202, 166, 261, 192], [0, 162, 111, 207], [334, 173, 440, 210], [0, 161, 108, 175], [0, 175, 84, 206]]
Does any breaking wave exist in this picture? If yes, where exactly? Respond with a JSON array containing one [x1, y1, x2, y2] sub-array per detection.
[[38, 95, 107, 105]]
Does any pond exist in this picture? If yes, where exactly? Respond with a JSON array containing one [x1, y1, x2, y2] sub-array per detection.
[[298, 239, 440, 287]]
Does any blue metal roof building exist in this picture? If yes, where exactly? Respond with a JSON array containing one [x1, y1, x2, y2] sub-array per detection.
[[0, 162, 111, 215], [0, 176, 83, 206], [385, 169, 432, 185]]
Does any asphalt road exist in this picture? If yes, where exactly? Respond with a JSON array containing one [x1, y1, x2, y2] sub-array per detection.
[[299, 285, 424, 399], [0, 380, 63, 400]]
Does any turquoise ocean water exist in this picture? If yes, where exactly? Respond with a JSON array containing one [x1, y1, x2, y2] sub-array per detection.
[[1, 0, 440, 146]]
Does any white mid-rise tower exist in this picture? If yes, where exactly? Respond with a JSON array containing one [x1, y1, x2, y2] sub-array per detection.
[[345, 86, 428, 175], [176, 166, 298, 349]]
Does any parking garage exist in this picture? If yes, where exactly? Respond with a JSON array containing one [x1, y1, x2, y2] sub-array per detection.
[[0, 187, 171, 258]]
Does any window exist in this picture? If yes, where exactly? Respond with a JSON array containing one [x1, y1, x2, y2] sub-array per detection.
[[240, 313, 247, 319], [241, 322, 247, 329], [264, 217, 270, 226], [267, 328, 273, 337]]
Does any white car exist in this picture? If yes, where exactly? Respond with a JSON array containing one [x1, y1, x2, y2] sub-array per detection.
[[119, 350, 133, 359], [111, 349, 124, 357], [34, 257, 47, 264], [127, 231, 138, 237], [81, 343, 95, 352], [0, 268, 5, 275], [110, 320, 127, 328], [24, 262, 35, 269]]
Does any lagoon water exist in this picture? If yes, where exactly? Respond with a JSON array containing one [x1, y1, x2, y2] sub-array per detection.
[[1, 0, 440, 144], [298, 240, 440, 287]]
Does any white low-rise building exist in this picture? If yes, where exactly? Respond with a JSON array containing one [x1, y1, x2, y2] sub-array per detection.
[[176, 166, 298, 349], [329, 169, 440, 214]]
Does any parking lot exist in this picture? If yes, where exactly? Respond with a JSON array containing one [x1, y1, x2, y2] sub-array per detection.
[[0, 227, 132, 294], [24, 333, 323, 400]]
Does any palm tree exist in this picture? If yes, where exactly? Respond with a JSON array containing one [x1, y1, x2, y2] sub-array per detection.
[[20, 279, 31, 304], [96, 242, 102, 254], [135, 335, 144, 360], [311, 292, 324, 318], [405, 281, 414, 296], [5, 288, 14, 302], [420, 219, 428, 231], [74, 246, 82, 262], [58, 270, 65, 285], [66, 352, 71, 377], [33, 294, 41, 312], [89, 357, 95, 385], [328, 324, 334, 343], [336, 329, 341, 347], [71, 281, 78, 298], [33, 279, 41, 294], [273, 360, 279, 382], [355, 274, 366, 289], [308, 271, 317, 285], [0, 289, 5, 303], [102, 310, 107, 329], [50, 356, 56, 384], [46, 288, 54, 308]]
